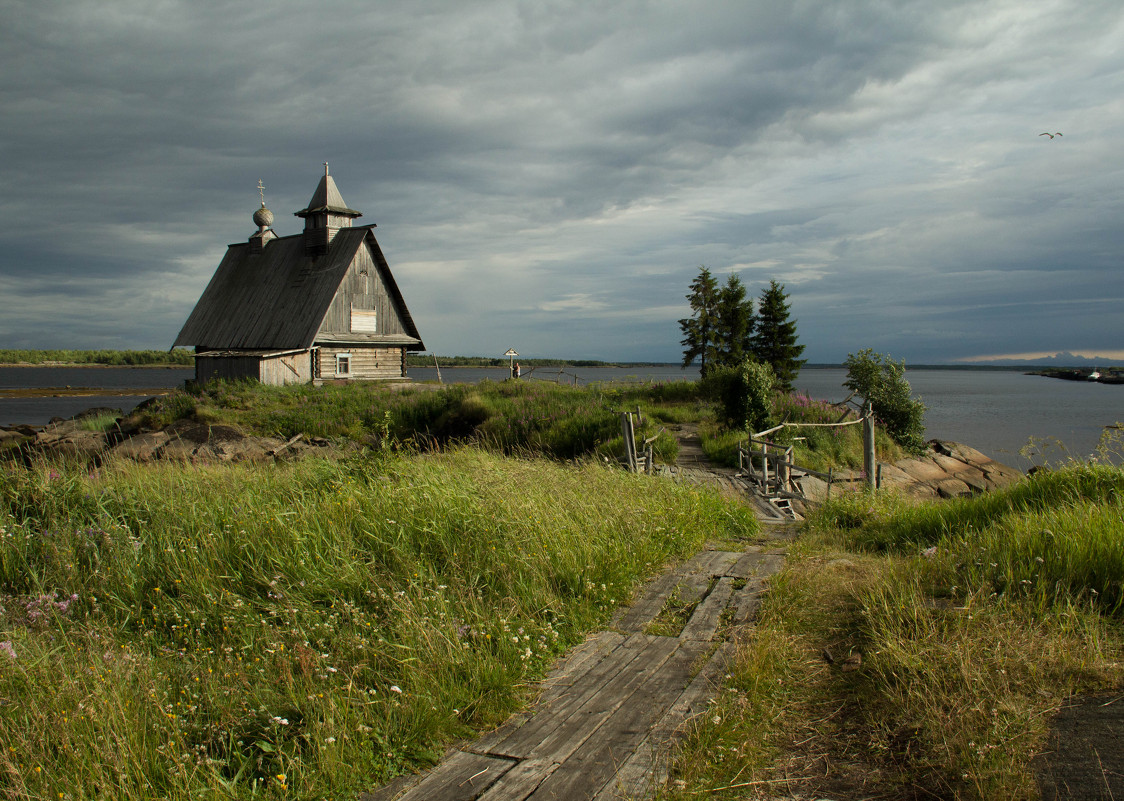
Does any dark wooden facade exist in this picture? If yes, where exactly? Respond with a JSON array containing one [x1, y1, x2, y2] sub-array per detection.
[[174, 169, 424, 385]]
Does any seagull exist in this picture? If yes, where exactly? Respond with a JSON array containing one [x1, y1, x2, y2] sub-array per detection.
[[1039, 132, 1063, 138]]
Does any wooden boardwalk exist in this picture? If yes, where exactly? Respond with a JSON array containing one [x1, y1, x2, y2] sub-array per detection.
[[363, 545, 788, 801]]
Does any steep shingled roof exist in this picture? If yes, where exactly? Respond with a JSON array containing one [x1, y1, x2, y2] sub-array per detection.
[[173, 226, 424, 351]]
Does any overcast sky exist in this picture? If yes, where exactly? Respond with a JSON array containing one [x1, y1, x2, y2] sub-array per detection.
[[2, 0, 1122, 363]]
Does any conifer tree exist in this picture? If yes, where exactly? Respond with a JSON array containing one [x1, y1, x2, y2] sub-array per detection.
[[713, 274, 756, 369], [678, 267, 720, 377], [752, 280, 805, 390]]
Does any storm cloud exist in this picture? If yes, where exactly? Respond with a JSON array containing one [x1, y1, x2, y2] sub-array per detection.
[[2, 0, 1121, 362]]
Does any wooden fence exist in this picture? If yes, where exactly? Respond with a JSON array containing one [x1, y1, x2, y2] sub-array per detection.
[[619, 411, 661, 474], [739, 404, 878, 500]]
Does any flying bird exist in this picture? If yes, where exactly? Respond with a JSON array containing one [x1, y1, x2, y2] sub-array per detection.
[[1039, 132, 1063, 138]]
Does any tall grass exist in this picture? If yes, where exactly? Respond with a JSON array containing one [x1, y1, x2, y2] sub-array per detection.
[[0, 449, 758, 799], [140, 380, 683, 462], [667, 463, 1124, 799]]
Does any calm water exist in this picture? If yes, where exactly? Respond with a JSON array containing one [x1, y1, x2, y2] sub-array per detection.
[[2, 365, 1119, 467]]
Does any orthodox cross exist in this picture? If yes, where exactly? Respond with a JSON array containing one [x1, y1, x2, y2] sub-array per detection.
[[257, 179, 266, 205]]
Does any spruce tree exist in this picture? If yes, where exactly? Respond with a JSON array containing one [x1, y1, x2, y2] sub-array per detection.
[[752, 280, 805, 390], [713, 274, 756, 369], [678, 267, 720, 377]]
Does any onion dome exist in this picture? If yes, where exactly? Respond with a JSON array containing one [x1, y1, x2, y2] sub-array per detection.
[[253, 203, 274, 229]]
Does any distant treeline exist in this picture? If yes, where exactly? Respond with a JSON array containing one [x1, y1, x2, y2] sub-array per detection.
[[405, 355, 672, 368], [0, 349, 194, 366]]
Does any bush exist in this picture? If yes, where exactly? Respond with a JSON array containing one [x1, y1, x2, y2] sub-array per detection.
[[703, 359, 775, 433], [843, 349, 926, 453]]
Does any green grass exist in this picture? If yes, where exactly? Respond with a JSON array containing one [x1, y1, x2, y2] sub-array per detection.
[[0, 448, 758, 799], [132, 378, 883, 474], [78, 412, 122, 432], [664, 464, 1124, 800]]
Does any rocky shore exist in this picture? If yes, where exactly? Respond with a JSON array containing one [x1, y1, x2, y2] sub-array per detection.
[[0, 406, 334, 463], [821, 440, 1024, 500]]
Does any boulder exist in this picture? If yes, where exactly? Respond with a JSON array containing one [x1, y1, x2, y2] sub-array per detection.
[[893, 457, 950, 483], [111, 431, 170, 462]]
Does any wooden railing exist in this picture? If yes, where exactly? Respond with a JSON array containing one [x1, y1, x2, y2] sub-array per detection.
[[739, 405, 878, 499], [737, 436, 835, 500]]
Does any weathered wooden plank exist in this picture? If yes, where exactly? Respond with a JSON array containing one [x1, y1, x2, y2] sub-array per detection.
[[469, 633, 628, 756], [488, 637, 676, 760], [615, 572, 681, 632], [693, 550, 742, 577], [726, 551, 772, 579], [537, 632, 628, 701], [393, 750, 517, 801], [679, 576, 735, 642], [476, 756, 560, 801], [595, 641, 737, 800], [730, 583, 767, 627], [525, 643, 707, 800]]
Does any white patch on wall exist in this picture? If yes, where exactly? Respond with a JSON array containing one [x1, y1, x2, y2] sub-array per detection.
[[351, 307, 378, 333]]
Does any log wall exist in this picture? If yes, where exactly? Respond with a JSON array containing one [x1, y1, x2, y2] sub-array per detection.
[[317, 346, 405, 381]]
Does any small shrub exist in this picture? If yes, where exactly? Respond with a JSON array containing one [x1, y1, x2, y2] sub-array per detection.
[[703, 359, 775, 433], [844, 349, 926, 453]]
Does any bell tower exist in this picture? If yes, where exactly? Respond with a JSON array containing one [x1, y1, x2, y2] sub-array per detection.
[[294, 163, 362, 255]]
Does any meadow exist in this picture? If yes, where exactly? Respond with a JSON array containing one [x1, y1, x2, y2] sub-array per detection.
[[133, 376, 887, 472], [0, 449, 759, 799]]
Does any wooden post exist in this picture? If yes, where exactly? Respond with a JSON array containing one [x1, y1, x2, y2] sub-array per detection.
[[783, 445, 794, 493], [863, 402, 876, 489], [646, 443, 654, 474], [620, 413, 638, 473], [761, 441, 770, 491]]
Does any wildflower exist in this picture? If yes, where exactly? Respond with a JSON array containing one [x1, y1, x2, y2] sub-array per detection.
[[389, 685, 402, 694], [0, 641, 15, 660]]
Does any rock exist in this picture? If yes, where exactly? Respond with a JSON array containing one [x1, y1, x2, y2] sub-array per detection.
[[893, 457, 950, 483], [935, 478, 972, 499], [159, 437, 199, 462], [0, 429, 30, 447], [34, 427, 108, 458], [111, 431, 170, 462]]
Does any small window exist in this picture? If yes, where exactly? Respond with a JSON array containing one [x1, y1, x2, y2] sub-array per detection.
[[336, 353, 351, 376]]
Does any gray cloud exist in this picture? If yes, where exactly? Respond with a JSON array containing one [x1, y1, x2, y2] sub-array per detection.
[[1, 0, 1122, 362]]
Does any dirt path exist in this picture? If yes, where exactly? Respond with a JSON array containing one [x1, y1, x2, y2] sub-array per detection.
[[362, 426, 792, 801]]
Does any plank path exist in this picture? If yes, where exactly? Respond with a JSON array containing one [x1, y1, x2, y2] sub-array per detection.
[[362, 541, 789, 801]]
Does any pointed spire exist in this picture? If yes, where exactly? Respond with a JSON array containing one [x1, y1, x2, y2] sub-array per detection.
[[295, 162, 361, 219], [295, 164, 362, 255]]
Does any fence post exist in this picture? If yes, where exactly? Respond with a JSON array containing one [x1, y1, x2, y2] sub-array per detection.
[[620, 412, 638, 473], [761, 441, 770, 490], [783, 445, 794, 492], [863, 402, 876, 489]]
